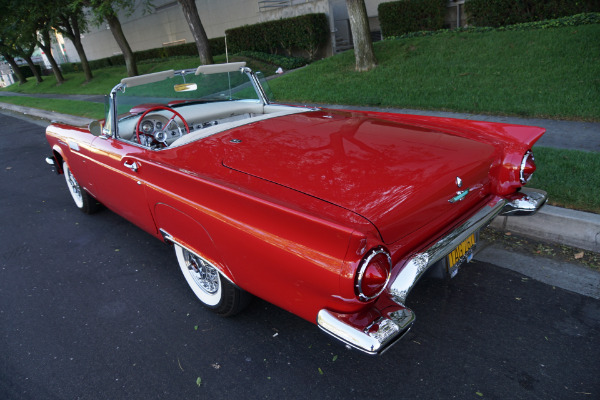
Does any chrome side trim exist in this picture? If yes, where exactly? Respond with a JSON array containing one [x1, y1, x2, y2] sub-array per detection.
[[500, 187, 548, 216], [388, 199, 506, 305]]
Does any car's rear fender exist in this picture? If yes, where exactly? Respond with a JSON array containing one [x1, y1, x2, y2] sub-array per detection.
[[153, 203, 236, 284]]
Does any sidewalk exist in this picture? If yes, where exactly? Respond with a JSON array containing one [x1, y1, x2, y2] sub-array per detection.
[[1, 93, 599, 253]]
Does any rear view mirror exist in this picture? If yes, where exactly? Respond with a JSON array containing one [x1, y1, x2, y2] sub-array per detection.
[[174, 83, 197, 92]]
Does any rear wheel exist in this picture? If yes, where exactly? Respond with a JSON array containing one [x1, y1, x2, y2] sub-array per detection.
[[63, 161, 101, 214], [174, 244, 251, 316]]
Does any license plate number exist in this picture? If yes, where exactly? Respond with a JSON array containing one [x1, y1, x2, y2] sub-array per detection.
[[447, 233, 476, 278]]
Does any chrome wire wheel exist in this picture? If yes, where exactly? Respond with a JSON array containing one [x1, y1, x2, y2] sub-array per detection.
[[175, 244, 222, 306], [63, 162, 83, 208], [187, 253, 220, 296], [173, 243, 252, 316]]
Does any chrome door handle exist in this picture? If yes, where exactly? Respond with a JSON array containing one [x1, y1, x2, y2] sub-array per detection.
[[124, 161, 139, 172]]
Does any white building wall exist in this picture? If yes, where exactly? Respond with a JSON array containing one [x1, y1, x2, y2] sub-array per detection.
[[72, 0, 391, 62]]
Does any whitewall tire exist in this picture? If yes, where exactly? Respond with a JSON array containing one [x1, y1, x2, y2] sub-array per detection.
[[174, 244, 251, 316]]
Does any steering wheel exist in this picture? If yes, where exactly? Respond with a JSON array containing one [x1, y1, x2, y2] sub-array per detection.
[[134, 105, 190, 146]]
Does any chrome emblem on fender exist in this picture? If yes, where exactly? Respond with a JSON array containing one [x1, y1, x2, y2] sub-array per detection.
[[456, 176, 463, 188]]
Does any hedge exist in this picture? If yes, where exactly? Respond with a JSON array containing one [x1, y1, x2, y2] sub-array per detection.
[[237, 51, 307, 70], [62, 36, 226, 73], [225, 13, 329, 60], [379, 0, 448, 38], [384, 12, 600, 40], [466, 0, 600, 27], [18, 64, 42, 79]]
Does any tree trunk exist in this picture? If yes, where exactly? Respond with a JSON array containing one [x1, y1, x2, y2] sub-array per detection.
[[22, 54, 43, 83], [345, 0, 377, 72], [2, 53, 27, 85], [177, 0, 213, 65], [60, 14, 93, 82], [72, 36, 93, 82], [104, 9, 138, 77], [38, 30, 65, 84]]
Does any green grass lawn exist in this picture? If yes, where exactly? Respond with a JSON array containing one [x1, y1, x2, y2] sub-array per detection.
[[0, 96, 104, 119], [2, 25, 598, 120], [528, 147, 600, 213], [270, 24, 600, 121]]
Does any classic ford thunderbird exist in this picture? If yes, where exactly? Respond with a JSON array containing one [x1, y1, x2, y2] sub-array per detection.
[[45, 62, 547, 354]]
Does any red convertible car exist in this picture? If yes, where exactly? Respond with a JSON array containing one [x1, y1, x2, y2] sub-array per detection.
[[45, 62, 547, 354]]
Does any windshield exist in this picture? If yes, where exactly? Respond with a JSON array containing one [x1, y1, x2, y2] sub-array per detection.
[[115, 68, 262, 116]]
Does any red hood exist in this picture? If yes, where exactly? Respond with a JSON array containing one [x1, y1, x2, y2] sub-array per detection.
[[215, 110, 498, 243]]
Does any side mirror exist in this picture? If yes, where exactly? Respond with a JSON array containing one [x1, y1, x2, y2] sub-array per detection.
[[88, 120, 102, 137]]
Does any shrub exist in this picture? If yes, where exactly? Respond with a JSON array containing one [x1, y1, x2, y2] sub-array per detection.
[[466, 0, 600, 27], [225, 13, 329, 60], [18, 64, 42, 79], [73, 37, 227, 72], [384, 12, 600, 40], [237, 51, 307, 70], [379, 0, 448, 38]]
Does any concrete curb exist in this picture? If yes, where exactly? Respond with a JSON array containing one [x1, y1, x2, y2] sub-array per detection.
[[475, 244, 600, 299], [491, 205, 600, 253], [2, 103, 599, 254]]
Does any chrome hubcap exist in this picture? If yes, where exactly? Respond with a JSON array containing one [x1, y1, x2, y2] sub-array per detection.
[[186, 253, 219, 294]]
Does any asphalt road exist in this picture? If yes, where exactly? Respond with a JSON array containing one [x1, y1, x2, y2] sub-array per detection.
[[1, 112, 599, 400]]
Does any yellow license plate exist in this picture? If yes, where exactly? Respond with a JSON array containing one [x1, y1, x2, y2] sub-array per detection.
[[447, 233, 476, 276]]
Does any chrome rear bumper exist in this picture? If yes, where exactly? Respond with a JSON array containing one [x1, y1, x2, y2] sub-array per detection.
[[317, 188, 547, 355]]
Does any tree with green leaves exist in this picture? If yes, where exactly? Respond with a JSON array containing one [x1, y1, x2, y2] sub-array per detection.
[[176, 0, 213, 65], [346, 0, 377, 71], [0, 7, 28, 85], [0, 1, 44, 84], [37, 29, 66, 85], [0, 53, 28, 85], [15, 0, 66, 84], [81, 0, 153, 77], [53, 2, 94, 82]]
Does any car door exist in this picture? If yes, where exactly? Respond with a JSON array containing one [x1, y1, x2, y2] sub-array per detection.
[[87, 136, 157, 236]]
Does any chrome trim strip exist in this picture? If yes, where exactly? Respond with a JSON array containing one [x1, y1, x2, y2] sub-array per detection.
[[388, 199, 506, 305]]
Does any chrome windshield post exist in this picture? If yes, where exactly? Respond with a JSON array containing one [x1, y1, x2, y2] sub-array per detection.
[[244, 68, 270, 106], [104, 83, 124, 138]]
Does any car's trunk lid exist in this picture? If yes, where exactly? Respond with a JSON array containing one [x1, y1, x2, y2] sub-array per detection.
[[220, 110, 497, 243]]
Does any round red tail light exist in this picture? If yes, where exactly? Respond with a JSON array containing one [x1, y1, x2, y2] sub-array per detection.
[[520, 150, 536, 184], [355, 248, 391, 302]]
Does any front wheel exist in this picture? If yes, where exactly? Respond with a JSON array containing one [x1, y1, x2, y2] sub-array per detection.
[[174, 244, 251, 316], [63, 161, 101, 214]]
